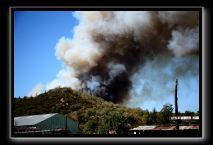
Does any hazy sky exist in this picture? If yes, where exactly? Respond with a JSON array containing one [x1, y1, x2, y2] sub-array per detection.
[[14, 11, 199, 112]]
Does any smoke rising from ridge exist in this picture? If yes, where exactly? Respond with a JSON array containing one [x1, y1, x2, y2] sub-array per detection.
[[128, 54, 199, 107], [28, 11, 199, 106]]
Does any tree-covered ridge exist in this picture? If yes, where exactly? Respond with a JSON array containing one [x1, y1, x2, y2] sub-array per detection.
[[14, 87, 198, 134], [14, 87, 144, 133]]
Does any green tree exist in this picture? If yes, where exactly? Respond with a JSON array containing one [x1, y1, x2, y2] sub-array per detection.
[[142, 110, 153, 125], [160, 103, 173, 124], [151, 108, 158, 125], [82, 119, 98, 134], [98, 111, 124, 134], [184, 110, 195, 116]]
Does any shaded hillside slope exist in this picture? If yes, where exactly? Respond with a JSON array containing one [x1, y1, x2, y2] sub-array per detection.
[[14, 87, 144, 134]]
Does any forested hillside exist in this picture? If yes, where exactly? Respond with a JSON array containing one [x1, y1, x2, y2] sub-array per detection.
[[14, 87, 145, 133], [14, 87, 197, 134]]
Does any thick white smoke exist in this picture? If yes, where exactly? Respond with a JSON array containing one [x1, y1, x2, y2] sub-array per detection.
[[47, 11, 152, 92], [86, 76, 101, 91], [28, 83, 45, 97], [46, 67, 81, 90], [27, 11, 199, 107], [73, 11, 151, 37], [167, 26, 199, 56], [108, 62, 126, 80], [55, 11, 151, 72]]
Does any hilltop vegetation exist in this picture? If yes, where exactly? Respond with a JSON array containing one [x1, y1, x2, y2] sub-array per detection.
[[14, 87, 198, 134], [15, 87, 144, 133]]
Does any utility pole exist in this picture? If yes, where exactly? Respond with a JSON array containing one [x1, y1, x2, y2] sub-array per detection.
[[175, 79, 179, 133]]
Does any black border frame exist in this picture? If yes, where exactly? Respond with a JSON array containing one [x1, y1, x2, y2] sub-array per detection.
[[10, 6, 203, 139], [0, 2, 210, 144]]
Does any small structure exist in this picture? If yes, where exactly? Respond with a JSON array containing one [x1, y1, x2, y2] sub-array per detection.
[[130, 125, 156, 134], [171, 116, 199, 121], [170, 116, 199, 125], [14, 113, 79, 134], [130, 125, 156, 131], [129, 125, 199, 136]]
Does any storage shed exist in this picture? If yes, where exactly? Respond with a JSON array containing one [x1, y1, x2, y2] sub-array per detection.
[[14, 113, 79, 134]]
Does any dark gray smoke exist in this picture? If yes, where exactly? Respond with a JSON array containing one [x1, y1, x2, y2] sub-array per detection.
[[29, 11, 199, 105]]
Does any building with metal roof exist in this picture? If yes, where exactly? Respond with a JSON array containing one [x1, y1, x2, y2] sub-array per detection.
[[130, 125, 199, 131], [130, 125, 156, 131], [129, 125, 200, 136], [170, 116, 199, 120], [14, 113, 79, 134]]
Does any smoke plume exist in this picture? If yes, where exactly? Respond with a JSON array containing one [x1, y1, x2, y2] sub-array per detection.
[[28, 83, 45, 97], [128, 54, 199, 107], [29, 11, 199, 105]]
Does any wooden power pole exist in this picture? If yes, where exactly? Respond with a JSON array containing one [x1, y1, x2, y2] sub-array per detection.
[[175, 79, 179, 133]]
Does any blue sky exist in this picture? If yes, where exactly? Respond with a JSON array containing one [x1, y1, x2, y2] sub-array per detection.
[[14, 11, 77, 97], [14, 11, 199, 112], [137, 77, 199, 112]]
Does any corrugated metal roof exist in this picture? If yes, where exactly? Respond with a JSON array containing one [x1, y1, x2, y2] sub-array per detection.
[[130, 125, 156, 130], [154, 126, 176, 130], [14, 113, 58, 126], [130, 125, 199, 131], [179, 125, 199, 130]]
